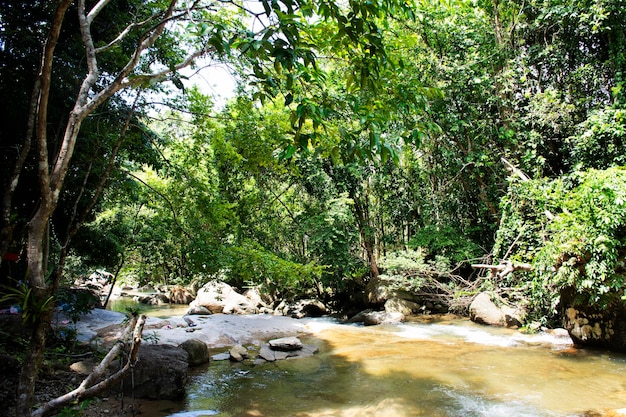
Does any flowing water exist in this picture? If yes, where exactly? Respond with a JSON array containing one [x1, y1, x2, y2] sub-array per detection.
[[141, 315, 626, 417]]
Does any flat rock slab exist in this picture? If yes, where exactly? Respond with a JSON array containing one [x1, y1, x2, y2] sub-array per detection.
[[66, 309, 310, 349], [259, 343, 318, 362], [268, 336, 303, 351]]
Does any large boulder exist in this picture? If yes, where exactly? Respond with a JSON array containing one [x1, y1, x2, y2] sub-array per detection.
[[167, 285, 195, 305], [190, 280, 258, 314], [384, 298, 421, 316], [365, 276, 395, 305], [244, 287, 273, 314], [121, 344, 188, 400], [469, 292, 524, 328], [348, 309, 404, 326], [560, 288, 626, 352]]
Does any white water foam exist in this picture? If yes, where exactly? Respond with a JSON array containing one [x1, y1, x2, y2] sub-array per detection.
[[396, 323, 520, 347], [437, 388, 552, 417], [395, 322, 573, 349]]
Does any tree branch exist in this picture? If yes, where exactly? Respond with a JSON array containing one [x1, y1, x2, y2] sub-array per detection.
[[32, 314, 147, 417]]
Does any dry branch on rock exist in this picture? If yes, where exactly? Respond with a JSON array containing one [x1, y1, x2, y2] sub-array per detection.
[[32, 314, 146, 417]]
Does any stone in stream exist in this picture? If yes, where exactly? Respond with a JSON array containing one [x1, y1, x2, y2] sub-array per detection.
[[268, 336, 303, 351], [469, 292, 524, 328], [258, 337, 318, 362], [118, 344, 188, 400], [179, 338, 210, 366], [229, 344, 249, 362]]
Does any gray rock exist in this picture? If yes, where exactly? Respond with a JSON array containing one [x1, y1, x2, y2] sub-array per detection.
[[259, 343, 318, 362], [211, 352, 231, 361], [384, 298, 421, 316], [469, 292, 525, 328], [560, 287, 626, 352], [259, 345, 290, 361], [346, 309, 404, 326], [120, 344, 188, 400], [363, 311, 404, 326], [179, 338, 210, 366], [269, 336, 303, 351], [229, 344, 249, 362]]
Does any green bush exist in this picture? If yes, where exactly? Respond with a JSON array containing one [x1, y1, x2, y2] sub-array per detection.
[[378, 248, 454, 294], [494, 167, 626, 321], [226, 241, 324, 299], [409, 225, 483, 265]]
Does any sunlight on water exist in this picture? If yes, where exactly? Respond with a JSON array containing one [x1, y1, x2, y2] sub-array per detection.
[[165, 318, 626, 417]]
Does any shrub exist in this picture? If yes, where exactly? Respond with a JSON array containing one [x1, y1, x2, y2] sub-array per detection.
[[494, 167, 626, 321]]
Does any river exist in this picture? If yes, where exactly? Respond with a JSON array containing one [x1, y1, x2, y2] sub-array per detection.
[[130, 315, 626, 417]]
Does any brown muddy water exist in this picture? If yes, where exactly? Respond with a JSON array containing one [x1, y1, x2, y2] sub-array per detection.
[[137, 316, 626, 417]]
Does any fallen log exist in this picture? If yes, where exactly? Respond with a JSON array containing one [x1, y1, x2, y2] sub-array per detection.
[[471, 260, 533, 280], [32, 314, 147, 417]]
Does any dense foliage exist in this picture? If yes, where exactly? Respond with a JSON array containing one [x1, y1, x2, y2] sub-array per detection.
[[1, 0, 625, 343], [495, 167, 626, 323]]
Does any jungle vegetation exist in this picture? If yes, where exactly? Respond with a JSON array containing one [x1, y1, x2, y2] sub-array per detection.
[[0, 0, 625, 414]]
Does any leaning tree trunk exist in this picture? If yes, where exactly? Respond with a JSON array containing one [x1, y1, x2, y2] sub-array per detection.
[[13, 0, 208, 413]]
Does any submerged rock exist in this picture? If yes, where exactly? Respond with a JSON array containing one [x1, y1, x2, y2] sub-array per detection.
[[258, 337, 318, 362]]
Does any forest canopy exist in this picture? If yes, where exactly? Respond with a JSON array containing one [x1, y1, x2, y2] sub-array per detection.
[[1, 0, 625, 318]]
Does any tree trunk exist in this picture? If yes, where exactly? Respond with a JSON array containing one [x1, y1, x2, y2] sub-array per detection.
[[16, 306, 54, 417], [11, 0, 212, 413], [352, 195, 379, 278]]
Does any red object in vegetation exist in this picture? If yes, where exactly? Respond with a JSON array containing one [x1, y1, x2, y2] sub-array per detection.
[[2, 253, 19, 261]]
